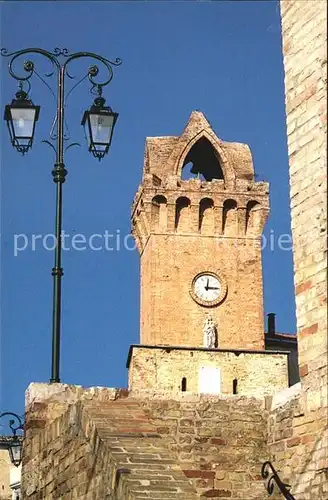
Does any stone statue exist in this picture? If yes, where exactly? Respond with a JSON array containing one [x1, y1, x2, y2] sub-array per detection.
[[203, 315, 217, 348]]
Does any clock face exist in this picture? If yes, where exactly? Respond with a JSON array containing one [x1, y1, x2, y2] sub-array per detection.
[[190, 272, 227, 307]]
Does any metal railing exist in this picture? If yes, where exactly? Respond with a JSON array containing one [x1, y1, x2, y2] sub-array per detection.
[[261, 461, 296, 499]]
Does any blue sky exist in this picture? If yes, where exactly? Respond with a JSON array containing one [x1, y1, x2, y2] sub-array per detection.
[[0, 0, 295, 415]]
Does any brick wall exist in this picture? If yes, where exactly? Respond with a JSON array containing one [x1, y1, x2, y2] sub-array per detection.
[[139, 235, 266, 350], [280, 0, 327, 395], [264, 2, 328, 499], [267, 385, 327, 499], [128, 345, 289, 397]]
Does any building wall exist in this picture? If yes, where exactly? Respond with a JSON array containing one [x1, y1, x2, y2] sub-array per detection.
[[0, 450, 11, 500], [281, 0, 327, 394], [267, 386, 327, 500], [9, 466, 21, 500], [140, 234, 265, 350], [265, 337, 299, 386], [265, 2, 328, 498], [128, 346, 289, 397]]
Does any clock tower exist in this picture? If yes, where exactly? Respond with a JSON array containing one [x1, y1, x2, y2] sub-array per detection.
[[127, 112, 289, 396]]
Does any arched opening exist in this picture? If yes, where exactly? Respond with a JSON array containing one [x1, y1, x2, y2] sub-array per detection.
[[246, 200, 261, 235], [181, 377, 187, 392], [199, 198, 214, 234], [181, 137, 224, 181], [222, 199, 238, 235], [151, 195, 167, 231], [175, 196, 191, 232], [233, 378, 238, 395]]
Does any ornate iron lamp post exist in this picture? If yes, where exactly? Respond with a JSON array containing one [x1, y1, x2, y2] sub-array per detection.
[[0, 412, 24, 467], [1, 47, 121, 383]]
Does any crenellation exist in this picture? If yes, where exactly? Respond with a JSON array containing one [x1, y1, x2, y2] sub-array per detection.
[[133, 187, 269, 254]]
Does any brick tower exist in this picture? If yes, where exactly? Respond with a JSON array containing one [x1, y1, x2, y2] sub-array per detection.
[[128, 112, 288, 395]]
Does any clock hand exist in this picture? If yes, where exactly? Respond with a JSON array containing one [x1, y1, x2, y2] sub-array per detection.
[[207, 286, 219, 290], [205, 278, 209, 291]]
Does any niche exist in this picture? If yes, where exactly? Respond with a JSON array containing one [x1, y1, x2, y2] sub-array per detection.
[[246, 200, 261, 235], [181, 377, 187, 392], [222, 199, 238, 235], [175, 196, 191, 232], [233, 378, 238, 395], [151, 195, 167, 231], [199, 198, 214, 234]]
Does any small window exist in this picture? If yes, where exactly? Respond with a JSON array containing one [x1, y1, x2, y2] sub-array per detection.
[[233, 378, 238, 394], [181, 377, 187, 392]]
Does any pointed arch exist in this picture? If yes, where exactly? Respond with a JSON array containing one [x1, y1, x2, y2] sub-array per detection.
[[175, 130, 235, 188]]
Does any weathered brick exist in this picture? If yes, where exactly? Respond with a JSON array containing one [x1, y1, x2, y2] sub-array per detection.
[[202, 489, 232, 498], [299, 363, 309, 377], [299, 323, 319, 338]]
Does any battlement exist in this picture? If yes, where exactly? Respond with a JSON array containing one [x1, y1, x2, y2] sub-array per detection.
[[132, 181, 269, 254]]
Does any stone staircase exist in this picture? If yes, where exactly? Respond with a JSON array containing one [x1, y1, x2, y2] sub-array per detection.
[[82, 398, 198, 499], [22, 390, 271, 499], [83, 394, 269, 499]]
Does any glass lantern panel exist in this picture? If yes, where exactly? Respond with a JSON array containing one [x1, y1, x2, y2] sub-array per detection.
[[15, 138, 31, 146], [94, 144, 107, 152], [84, 122, 91, 147], [9, 442, 22, 466], [89, 113, 114, 145], [11, 108, 36, 138]]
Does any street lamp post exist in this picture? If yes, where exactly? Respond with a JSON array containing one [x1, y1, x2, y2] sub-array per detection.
[[1, 47, 121, 383]]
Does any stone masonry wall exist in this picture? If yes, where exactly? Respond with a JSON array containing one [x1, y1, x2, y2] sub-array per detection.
[[22, 383, 271, 500], [264, 2, 328, 499], [138, 391, 269, 499], [267, 384, 327, 500], [128, 346, 289, 397]]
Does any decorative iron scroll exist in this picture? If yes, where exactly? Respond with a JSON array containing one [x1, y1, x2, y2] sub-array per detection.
[[261, 461, 296, 499], [0, 412, 24, 437]]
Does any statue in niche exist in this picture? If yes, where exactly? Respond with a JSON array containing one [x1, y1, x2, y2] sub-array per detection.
[[203, 315, 218, 349]]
